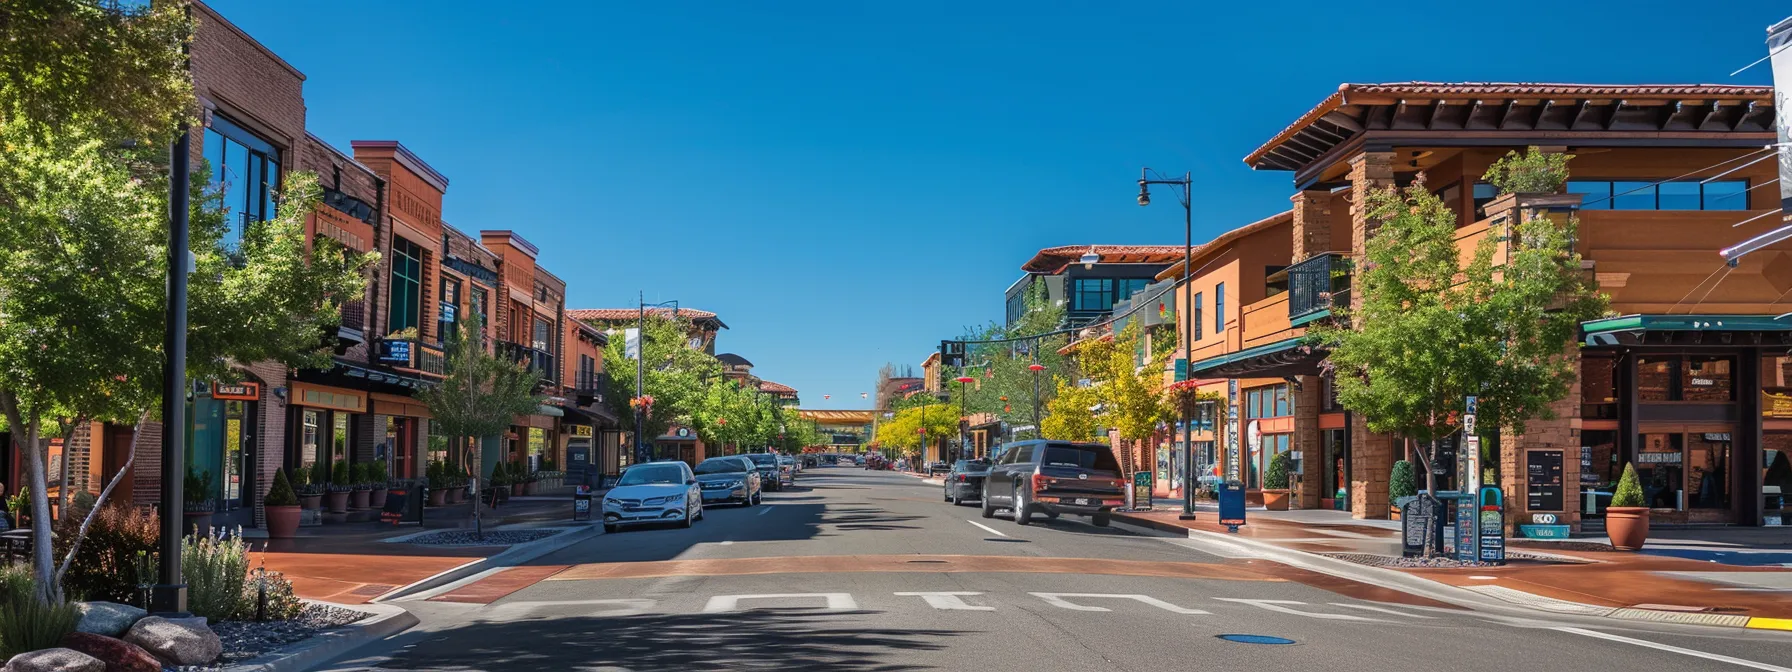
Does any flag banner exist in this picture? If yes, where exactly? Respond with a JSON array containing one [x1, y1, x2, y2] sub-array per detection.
[[1771, 16, 1792, 216], [624, 327, 641, 360]]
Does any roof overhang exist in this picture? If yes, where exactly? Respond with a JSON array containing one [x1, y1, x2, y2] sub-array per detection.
[[1189, 338, 1327, 379], [1021, 245, 1186, 274], [1581, 314, 1792, 347]]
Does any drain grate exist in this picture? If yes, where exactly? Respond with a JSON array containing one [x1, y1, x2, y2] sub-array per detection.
[[906, 559, 948, 564], [1216, 634, 1296, 645]]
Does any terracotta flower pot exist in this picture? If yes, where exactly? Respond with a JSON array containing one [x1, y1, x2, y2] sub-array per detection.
[[265, 504, 301, 539], [1262, 490, 1291, 511], [450, 486, 466, 503], [369, 487, 389, 509], [349, 489, 371, 510], [428, 489, 447, 507], [325, 490, 350, 514], [300, 493, 323, 511], [1606, 506, 1651, 550]]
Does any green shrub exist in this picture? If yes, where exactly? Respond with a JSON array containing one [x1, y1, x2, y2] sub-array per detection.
[[330, 461, 351, 488], [1612, 463, 1645, 508], [264, 470, 298, 507], [1265, 452, 1290, 490], [1389, 460, 1418, 500], [290, 463, 311, 490], [183, 529, 250, 621], [489, 462, 508, 486], [1482, 146, 1572, 194], [0, 564, 80, 659], [241, 568, 304, 621], [53, 504, 157, 603], [310, 459, 330, 490], [371, 458, 389, 484], [184, 469, 214, 509]]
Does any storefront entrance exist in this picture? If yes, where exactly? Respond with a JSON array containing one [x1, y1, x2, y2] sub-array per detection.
[[190, 393, 256, 529]]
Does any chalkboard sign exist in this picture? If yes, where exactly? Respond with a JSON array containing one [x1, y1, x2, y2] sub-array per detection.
[[381, 483, 423, 525], [1401, 495, 1438, 557], [1527, 450, 1564, 511]]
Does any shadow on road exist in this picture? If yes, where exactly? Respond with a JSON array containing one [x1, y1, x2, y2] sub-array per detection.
[[367, 610, 963, 671]]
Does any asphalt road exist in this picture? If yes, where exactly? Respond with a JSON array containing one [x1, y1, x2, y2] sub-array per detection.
[[321, 466, 1792, 672]]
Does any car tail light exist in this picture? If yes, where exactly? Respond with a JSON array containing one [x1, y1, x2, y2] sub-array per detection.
[[957, 474, 967, 482], [1032, 473, 1050, 491]]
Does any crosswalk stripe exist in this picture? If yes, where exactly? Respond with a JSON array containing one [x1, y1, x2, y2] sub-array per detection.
[[1331, 603, 1436, 618], [894, 591, 995, 611], [967, 520, 1008, 537], [1213, 598, 1382, 622], [703, 593, 858, 613]]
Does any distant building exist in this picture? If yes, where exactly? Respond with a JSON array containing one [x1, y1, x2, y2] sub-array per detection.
[[1006, 245, 1184, 327]]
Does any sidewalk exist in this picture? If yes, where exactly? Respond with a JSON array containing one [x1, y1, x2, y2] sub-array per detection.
[[1113, 506, 1792, 626], [252, 494, 588, 604]]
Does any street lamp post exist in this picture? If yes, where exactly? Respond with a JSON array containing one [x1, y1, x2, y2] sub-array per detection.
[[152, 122, 192, 614], [1028, 361, 1045, 438], [634, 293, 679, 466], [954, 374, 976, 461], [1138, 168, 1198, 521]]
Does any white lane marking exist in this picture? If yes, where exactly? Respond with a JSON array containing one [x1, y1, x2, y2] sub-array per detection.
[[1030, 593, 1210, 615], [718, 540, 734, 546], [757, 506, 774, 516], [703, 593, 858, 613], [967, 520, 1008, 537], [1213, 598, 1381, 622], [1331, 603, 1436, 619], [894, 591, 995, 611], [1552, 626, 1792, 672], [481, 598, 655, 620]]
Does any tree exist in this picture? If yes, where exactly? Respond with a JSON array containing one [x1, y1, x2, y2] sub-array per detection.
[[601, 315, 722, 458], [949, 283, 1073, 430], [1040, 377, 1100, 442], [873, 403, 957, 457], [0, 0, 193, 143], [1081, 323, 1173, 447], [418, 318, 542, 533]]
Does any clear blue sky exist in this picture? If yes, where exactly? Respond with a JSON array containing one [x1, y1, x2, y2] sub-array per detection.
[[211, 0, 1784, 410]]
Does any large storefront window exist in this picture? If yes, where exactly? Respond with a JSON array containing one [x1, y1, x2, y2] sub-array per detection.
[[1580, 430, 1619, 517], [1686, 433, 1731, 509], [1637, 433, 1684, 509], [1581, 356, 1618, 420], [1765, 433, 1792, 526], [1638, 355, 1734, 402], [202, 114, 280, 250]]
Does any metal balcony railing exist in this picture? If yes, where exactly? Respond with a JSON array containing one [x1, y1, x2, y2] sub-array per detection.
[[574, 371, 609, 403], [375, 338, 447, 377], [338, 298, 366, 332], [496, 341, 556, 381], [1287, 253, 1350, 321]]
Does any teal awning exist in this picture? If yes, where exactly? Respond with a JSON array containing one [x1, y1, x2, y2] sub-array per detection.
[[1189, 337, 1322, 378], [1582, 314, 1792, 346]]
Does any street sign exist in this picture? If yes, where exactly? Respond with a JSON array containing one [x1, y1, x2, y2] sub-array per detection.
[[1217, 482, 1246, 532], [1174, 358, 1189, 382], [1478, 487, 1506, 564], [1130, 471, 1154, 511]]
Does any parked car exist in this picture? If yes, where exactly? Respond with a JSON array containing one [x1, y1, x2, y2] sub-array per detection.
[[779, 454, 800, 477], [981, 440, 1126, 527], [744, 452, 786, 491], [925, 461, 950, 477], [943, 459, 990, 506], [694, 456, 761, 506], [602, 460, 702, 533]]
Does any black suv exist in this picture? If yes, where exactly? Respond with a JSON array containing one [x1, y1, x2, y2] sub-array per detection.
[[981, 440, 1125, 527]]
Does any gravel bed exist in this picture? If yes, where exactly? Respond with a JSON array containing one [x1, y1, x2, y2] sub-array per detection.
[[401, 528, 563, 546], [1321, 551, 1586, 569], [176, 603, 369, 671]]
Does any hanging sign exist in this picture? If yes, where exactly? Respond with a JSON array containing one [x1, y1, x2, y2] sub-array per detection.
[[211, 381, 261, 401], [1765, 391, 1792, 419], [566, 424, 594, 438]]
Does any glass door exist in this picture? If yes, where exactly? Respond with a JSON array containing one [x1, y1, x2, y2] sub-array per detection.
[[1636, 433, 1685, 509], [222, 401, 250, 510]]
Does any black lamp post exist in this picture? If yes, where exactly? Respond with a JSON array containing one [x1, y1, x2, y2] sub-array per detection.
[[1138, 168, 1197, 521], [633, 293, 679, 465], [153, 123, 192, 614], [954, 374, 975, 462]]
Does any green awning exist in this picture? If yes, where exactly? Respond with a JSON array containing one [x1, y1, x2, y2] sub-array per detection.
[[1582, 314, 1792, 346], [1189, 337, 1323, 378]]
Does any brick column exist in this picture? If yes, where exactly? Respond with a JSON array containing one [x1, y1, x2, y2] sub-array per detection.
[[1292, 376, 1322, 509], [1348, 151, 1397, 519], [249, 361, 288, 530], [1289, 190, 1336, 261], [131, 422, 164, 507]]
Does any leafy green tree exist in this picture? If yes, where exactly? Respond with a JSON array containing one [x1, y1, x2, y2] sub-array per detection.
[[600, 315, 722, 458], [1307, 175, 1604, 497], [1082, 323, 1173, 448], [949, 283, 1073, 429], [418, 317, 542, 533], [874, 404, 957, 457], [1040, 377, 1100, 442], [0, 0, 193, 143]]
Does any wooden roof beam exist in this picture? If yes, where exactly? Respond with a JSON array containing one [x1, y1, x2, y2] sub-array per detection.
[[1530, 100, 1553, 129], [1699, 101, 1726, 130], [1604, 100, 1626, 130], [1321, 111, 1363, 133], [1426, 100, 1447, 130], [1497, 100, 1519, 130], [1569, 100, 1591, 130]]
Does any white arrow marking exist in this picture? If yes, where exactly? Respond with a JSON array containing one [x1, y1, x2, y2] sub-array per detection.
[[1213, 598, 1380, 621], [1331, 603, 1436, 618], [482, 598, 655, 620], [703, 593, 857, 613], [1030, 593, 1210, 614], [894, 591, 995, 611], [967, 520, 1008, 537]]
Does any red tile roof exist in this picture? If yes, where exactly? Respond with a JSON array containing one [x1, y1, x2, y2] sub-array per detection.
[[567, 307, 718, 322], [1245, 82, 1774, 169], [758, 380, 798, 395], [1021, 245, 1188, 274]]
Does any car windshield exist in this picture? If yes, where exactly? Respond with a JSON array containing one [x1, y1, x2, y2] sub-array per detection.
[[694, 459, 745, 475], [746, 454, 778, 466], [953, 460, 988, 471], [617, 464, 686, 486], [1041, 445, 1119, 471]]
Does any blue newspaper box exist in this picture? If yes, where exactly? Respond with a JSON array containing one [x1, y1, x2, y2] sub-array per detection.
[[1216, 481, 1247, 533]]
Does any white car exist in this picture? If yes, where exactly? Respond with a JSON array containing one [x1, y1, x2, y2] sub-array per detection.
[[602, 461, 702, 533]]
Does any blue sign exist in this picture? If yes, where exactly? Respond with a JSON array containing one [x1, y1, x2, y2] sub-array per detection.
[[1217, 482, 1247, 532], [378, 339, 412, 364], [1465, 395, 1478, 415], [1478, 486, 1506, 564], [1455, 497, 1478, 562]]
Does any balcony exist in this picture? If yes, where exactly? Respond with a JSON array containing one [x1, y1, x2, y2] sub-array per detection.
[[496, 341, 556, 382], [574, 371, 610, 405], [1287, 252, 1350, 323], [375, 338, 447, 378]]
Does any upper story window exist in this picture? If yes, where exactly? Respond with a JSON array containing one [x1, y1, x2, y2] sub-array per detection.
[[1006, 291, 1027, 324], [1570, 180, 1749, 211], [202, 114, 281, 249], [1192, 292, 1203, 341], [532, 317, 551, 352], [1638, 355, 1735, 402], [1117, 278, 1149, 303], [1245, 383, 1291, 419], [388, 237, 423, 335], [1214, 282, 1226, 334], [1072, 278, 1114, 312], [438, 276, 461, 342], [469, 287, 488, 332]]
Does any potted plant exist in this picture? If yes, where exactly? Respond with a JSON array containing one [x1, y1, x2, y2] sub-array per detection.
[[368, 457, 390, 509], [347, 463, 372, 509], [426, 461, 448, 507], [292, 463, 323, 511], [6, 485, 31, 529], [510, 462, 526, 497], [1388, 460, 1417, 520], [449, 465, 468, 503], [1606, 463, 1650, 550], [183, 469, 216, 536], [326, 461, 352, 514], [264, 469, 301, 539], [1262, 452, 1292, 511]]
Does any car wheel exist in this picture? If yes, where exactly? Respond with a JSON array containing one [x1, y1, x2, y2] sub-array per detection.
[[944, 488, 952, 502], [1014, 487, 1034, 526], [604, 523, 619, 534], [680, 508, 693, 528], [1045, 511, 1060, 520], [1092, 513, 1111, 527], [980, 488, 996, 519]]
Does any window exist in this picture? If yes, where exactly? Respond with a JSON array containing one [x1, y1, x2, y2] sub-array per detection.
[[1214, 282, 1226, 334], [387, 237, 423, 335], [1472, 182, 1499, 216], [1072, 278, 1114, 312], [1192, 292, 1203, 340], [1245, 384, 1291, 419], [202, 114, 281, 250], [532, 317, 551, 351], [1265, 266, 1288, 296], [1637, 355, 1735, 402], [1117, 278, 1149, 302], [439, 276, 461, 342], [470, 287, 488, 331], [1569, 180, 1750, 211]]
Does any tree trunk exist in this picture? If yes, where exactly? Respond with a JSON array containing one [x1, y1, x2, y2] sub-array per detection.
[[56, 409, 148, 589], [55, 417, 85, 520], [25, 418, 58, 602]]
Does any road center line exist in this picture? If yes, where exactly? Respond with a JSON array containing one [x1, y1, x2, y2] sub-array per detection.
[[967, 520, 1008, 537], [1551, 626, 1792, 671]]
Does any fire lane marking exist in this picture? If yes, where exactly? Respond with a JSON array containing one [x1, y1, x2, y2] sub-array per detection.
[[967, 520, 1009, 537], [1030, 593, 1210, 614], [703, 593, 858, 613], [894, 591, 995, 611]]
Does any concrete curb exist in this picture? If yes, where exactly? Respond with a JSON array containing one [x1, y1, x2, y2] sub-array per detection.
[[373, 522, 603, 602], [222, 601, 417, 672], [1112, 512, 1789, 631]]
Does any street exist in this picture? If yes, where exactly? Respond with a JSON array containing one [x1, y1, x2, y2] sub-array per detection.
[[321, 467, 1792, 671]]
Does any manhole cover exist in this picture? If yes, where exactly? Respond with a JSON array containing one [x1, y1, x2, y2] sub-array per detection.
[[1216, 634, 1296, 645]]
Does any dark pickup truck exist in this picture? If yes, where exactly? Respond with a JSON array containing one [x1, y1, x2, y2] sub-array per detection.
[[980, 440, 1127, 527]]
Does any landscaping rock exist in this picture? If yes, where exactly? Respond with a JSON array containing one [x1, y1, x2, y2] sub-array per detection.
[[60, 632, 162, 672], [122, 616, 221, 666], [3, 648, 104, 672], [74, 602, 148, 638]]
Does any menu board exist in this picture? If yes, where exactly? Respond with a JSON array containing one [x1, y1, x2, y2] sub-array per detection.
[[1527, 450, 1564, 511]]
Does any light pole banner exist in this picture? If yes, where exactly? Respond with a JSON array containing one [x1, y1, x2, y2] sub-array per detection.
[[624, 327, 641, 360], [1771, 16, 1792, 214]]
